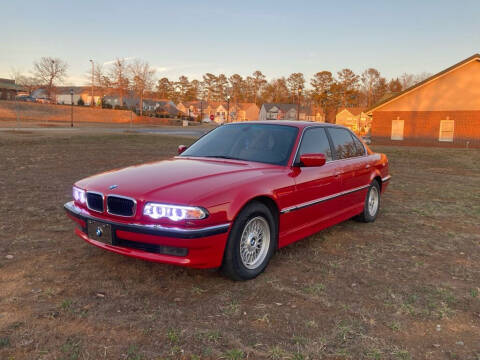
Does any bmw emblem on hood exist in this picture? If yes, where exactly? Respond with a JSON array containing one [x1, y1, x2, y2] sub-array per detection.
[[109, 184, 119, 190]]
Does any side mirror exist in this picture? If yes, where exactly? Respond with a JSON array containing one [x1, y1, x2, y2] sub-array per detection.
[[178, 145, 187, 154], [299, 153, 326, 167]]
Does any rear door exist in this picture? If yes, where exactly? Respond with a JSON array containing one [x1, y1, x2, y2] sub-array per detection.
[[326, 127, 369, 213], [281, 127, 342, 243]]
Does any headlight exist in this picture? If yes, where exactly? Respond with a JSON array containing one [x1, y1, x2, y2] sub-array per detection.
[[73, 186, 86, 204], [143, 203, 207, 221]]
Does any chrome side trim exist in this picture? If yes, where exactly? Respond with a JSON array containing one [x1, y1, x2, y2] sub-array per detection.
[[86, 191, 104, 213], [280, 184, 370, 214], [382, 175, 391, 182], [64, 201, 230, 239], [106, 194, 137, 218]]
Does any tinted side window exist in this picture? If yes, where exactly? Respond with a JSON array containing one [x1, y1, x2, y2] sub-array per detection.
[[327, 128, 358, 159], [296, 127, 333, 162], [351, 134, 366, 156]]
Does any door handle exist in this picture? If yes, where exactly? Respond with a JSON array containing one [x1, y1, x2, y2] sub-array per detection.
[[365, 164, 371, 169], [334, 171, 343, 177]]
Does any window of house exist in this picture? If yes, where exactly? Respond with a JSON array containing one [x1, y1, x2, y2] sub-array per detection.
[[439, 119, 454, 142], [295, 127, 333, 163], [327, 127, 358, 160], [391, 119, 404, 140]]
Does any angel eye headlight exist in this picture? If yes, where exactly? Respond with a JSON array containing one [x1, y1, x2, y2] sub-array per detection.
[[72, 186, 86, 204], [143, 203, 207, 221]]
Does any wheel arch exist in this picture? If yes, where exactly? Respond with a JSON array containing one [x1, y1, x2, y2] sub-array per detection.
[[230, 195, 280, 246], [369, 170, 383, 191]]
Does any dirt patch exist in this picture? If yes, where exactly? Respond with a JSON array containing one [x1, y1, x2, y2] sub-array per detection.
[[1, 132, 479, 359]]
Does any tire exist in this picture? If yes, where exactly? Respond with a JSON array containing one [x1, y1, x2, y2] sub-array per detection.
[[221, 202, 276, 281], [357, 180, 381, 223]]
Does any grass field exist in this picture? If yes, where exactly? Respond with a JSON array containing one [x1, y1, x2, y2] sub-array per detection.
[[1, 130, 479, 360]]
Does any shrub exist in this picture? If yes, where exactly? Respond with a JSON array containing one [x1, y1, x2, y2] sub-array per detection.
[[77, 98, 85, 106]]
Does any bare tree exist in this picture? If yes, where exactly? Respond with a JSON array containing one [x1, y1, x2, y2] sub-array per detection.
[[9, 68, 38, 93], [129, 59, 156, 116], [32, 57, 68, 98], [109, 58, 129, 106], [93, 62, 111, 99]]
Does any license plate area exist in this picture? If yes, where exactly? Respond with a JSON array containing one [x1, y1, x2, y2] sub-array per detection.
[[87, 220, 113, 245]]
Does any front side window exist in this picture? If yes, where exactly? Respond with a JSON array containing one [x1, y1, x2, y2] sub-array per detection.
[[181, 123, 298, 166], [327, 128, 358, 160], [295, 127, 333, 163]]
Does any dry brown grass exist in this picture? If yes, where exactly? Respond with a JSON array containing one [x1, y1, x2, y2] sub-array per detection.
[[1, 131, 479, 359]]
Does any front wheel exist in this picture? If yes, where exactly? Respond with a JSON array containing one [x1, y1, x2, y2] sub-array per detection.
[[357, 180, 381, 222], [221, 202, 276, 281]]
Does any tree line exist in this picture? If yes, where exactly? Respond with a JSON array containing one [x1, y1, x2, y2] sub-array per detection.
[[12, 57, 431, 116]]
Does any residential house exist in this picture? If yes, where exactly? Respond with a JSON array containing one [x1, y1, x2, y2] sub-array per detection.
[[259, 103, 324, 121], [32, 86, 101, 105], [229, 103, 260, 122], [55, 87, 100, 106], [367, 53, 480, 147], [0, 78, 24, 100], [335, 107, 369, 135], [177, 100, 213, 120], [145, 99, 182, 117]]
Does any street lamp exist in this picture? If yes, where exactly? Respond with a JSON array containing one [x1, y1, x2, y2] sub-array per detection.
[[297, 86, 303, 121], [226, 95, 231, 123], [89, 60, 94, 107], [70, 88, 74, 127]]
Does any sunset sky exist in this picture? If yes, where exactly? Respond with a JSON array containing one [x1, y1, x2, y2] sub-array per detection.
[[2, 0, 479, 85]]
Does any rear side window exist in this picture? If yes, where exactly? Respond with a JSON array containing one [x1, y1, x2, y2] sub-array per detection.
[[327, 128, 359, 159], [351, 134, 366, 156], [295, 127, 333, 163]]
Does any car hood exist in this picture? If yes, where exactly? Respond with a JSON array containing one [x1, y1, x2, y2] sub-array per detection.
[[76, 157, 279, 205]]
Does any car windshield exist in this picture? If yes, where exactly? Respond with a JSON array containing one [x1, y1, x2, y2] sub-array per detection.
[[181, 123, 299, 166]]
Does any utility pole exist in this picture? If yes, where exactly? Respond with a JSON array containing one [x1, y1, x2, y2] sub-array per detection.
[[297, 86, 302, 120], [200, 100, 203, 123], [89, 60, 94, 107], [14, 89, 19, 130], [226, 95, 230, 123], [70, 88, 74, 127]]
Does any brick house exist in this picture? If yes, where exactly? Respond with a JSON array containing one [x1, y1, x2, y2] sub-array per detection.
[[367, 53, 480, 147]]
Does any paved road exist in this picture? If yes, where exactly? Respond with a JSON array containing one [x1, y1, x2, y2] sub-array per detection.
[[0, 127, 211, 138]]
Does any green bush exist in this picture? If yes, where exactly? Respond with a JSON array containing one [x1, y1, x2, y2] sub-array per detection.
[[77, 98, 85, 106]]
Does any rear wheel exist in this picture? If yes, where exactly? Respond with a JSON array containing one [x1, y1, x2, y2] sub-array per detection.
[[357, 180, 381, 222], [222, 202, 276, 281]]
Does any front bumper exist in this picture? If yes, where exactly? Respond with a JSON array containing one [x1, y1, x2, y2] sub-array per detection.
[[64, 201, 230, 268]]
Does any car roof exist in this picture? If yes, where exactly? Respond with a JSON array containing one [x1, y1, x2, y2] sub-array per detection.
[[225, 120, 347, 130]]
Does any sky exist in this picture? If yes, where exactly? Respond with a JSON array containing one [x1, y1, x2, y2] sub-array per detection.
[[2, 0, 479, 86]]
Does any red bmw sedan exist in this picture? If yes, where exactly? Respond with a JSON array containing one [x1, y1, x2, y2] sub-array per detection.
[[65, 121, 390, 280]]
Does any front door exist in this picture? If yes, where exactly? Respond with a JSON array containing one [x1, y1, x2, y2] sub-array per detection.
[[280, 127, 342, 246]]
